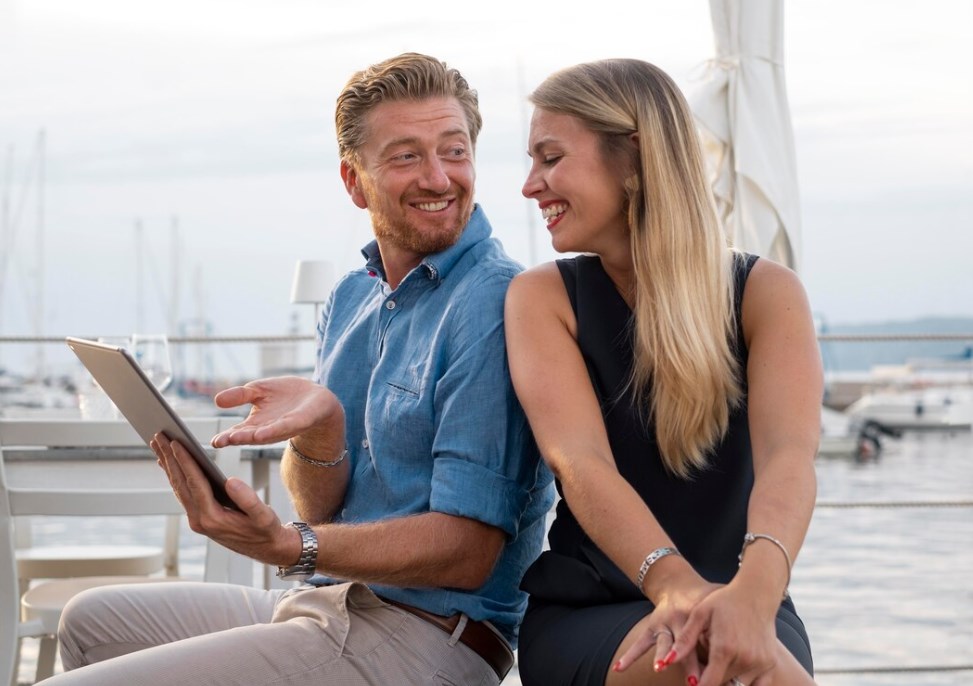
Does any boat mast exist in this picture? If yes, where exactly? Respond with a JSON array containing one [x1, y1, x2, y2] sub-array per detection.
[[33, 129, 45, 379], [0, 144, 12, 370], [168, 215, 179, 336], [517, 57, 538, 267], [169, 215, 181, 386], [135, 218, 144, 333]]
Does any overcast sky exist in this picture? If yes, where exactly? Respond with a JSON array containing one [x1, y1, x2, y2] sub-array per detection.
[[1, 0, 971, 378]]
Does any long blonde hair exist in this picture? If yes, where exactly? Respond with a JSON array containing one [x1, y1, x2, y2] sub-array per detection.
[[531, 59, 742, 477]]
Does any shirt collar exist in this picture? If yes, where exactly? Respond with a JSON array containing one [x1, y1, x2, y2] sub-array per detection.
[[359, 204, 491, 285]]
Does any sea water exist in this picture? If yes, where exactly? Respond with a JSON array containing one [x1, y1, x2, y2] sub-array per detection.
[[17, 432, 973, 685], [795, 430, 973, 685]]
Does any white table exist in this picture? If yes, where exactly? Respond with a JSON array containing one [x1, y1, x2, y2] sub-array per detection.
[[2, 417, 292, 589]]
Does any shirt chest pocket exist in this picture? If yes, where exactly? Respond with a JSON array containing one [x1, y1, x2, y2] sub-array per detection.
[[368, 363, 435, 454], [382, 359, 427, 398], [385, 378, 422, 399]]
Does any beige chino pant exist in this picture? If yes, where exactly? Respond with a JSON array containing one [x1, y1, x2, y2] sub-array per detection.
[[42, 581, 498, 686]]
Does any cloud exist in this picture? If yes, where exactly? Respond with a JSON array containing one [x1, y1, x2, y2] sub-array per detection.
[[3, 0, 972, 380]]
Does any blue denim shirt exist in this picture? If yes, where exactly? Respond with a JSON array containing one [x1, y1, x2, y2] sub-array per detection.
[[312, 205, 554, 646]]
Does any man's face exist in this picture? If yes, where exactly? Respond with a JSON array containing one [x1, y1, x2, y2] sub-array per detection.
[[341, 97, 476, 257]]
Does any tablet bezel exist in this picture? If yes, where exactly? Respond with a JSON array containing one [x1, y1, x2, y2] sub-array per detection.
[[66, 336, 241, 512]]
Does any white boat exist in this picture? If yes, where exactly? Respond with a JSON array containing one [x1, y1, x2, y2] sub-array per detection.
[[845, 387, 973, 432], [0, 366, 80, 416], [818, 406, 863, 458]]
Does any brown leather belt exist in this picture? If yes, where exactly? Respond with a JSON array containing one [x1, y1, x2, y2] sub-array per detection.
[[385, 599, 514, 680]]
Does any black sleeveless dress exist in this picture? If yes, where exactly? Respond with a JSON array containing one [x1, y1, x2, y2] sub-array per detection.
[[517, 254, 813, 685]]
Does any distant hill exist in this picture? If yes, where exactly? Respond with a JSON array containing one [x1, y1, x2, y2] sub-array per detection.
[[818, 317, 973, 372]]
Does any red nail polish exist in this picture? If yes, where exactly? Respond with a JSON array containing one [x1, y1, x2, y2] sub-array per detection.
[[654, 660, 665, 672], [688, 676, 699, 686], [663, 649, 677, 666], [612, 660, 621, 672]]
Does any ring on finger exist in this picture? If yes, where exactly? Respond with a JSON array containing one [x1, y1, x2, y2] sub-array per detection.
[[731, 679, 746, 686]]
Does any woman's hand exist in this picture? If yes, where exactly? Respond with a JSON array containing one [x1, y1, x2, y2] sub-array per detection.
[[669, 581, 780, 686], [613, 577, 721, 677], [210, 376, 344, 450]]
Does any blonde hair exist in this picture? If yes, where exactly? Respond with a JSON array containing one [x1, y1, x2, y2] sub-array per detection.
[[335, 52, 482, 164], [531, 59, 742, 477]]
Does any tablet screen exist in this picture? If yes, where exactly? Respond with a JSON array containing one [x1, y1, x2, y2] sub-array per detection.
[[66, 336, 241, 512]]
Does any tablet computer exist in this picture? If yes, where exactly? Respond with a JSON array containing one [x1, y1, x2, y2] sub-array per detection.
[[66, 336, 241, 512]]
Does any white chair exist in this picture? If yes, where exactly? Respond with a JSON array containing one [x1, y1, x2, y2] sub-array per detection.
[[0, 416, 246, 685]]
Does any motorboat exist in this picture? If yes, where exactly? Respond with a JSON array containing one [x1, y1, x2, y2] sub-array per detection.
[[845, 387, 973, 432]]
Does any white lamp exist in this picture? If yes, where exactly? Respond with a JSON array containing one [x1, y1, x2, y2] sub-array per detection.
[[290, 260, 334, 305], [290, 260, 335, 324]]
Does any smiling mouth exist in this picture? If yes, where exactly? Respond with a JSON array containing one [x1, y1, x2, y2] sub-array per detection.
[[542, 203, 567, 225], [415, 200, 450, 212]]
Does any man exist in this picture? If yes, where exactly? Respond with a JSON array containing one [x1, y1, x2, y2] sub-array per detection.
[[49, 53, 553, 685]]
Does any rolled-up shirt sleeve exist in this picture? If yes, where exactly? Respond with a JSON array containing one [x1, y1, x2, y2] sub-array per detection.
[[429, 272, 537, 539]]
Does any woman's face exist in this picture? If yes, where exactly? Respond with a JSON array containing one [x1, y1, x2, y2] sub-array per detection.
[[522, 108, 630, 255]]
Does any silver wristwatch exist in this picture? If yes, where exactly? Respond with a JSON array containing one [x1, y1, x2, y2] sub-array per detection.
[[276, 521, 318, 581]]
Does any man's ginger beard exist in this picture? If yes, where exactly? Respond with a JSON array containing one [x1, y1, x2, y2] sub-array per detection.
[[371, 204, 470, 255]]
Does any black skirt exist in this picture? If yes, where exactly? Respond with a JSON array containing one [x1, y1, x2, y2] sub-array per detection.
[[517, 595, 813, 686]]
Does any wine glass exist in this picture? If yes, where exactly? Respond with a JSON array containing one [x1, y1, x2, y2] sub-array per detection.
[[76, 336, 134, 419], [131, 334, 174, 393]]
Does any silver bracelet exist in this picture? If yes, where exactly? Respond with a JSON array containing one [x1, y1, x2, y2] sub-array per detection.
[[738, 532, 792, 599], [287, 439, 348, 467], [636, 546, 682, 592]]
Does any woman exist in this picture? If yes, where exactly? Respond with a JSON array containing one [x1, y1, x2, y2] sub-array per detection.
[[505, 59, 821, 686]]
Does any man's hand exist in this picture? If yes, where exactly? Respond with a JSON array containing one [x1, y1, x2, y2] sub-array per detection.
[[210, 376, 345, 456], [152, 433, 301, 566]]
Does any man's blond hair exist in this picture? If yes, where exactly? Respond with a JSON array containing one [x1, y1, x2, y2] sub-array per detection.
[[335, 52, 482, 165]]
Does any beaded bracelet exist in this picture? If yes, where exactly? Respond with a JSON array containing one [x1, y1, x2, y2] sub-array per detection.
[[738, 532, 792, 599], [287, 439, 348, 467], [636, 546, 682, 592]]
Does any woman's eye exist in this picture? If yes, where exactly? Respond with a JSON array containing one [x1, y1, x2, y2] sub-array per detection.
[[543, 155, 562, 165]]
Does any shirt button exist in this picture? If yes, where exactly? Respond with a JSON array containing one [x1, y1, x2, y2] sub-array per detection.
[[385, 300, 396, 310], [361, 438, 369, 449]]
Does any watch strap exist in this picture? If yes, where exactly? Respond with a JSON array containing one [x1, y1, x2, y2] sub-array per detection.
[[277, 521, 318, 580]]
